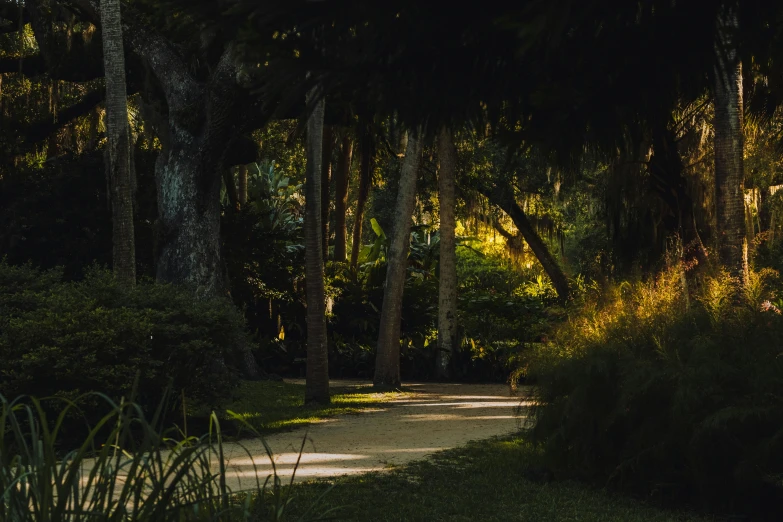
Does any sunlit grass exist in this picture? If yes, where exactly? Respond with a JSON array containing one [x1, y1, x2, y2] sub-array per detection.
[[191, 380, 409, 437], [279, 436, 718, 522]]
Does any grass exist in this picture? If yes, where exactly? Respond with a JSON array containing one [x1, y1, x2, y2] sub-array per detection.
[[278, 437, 720, 522], [189, 380, 409, 438]]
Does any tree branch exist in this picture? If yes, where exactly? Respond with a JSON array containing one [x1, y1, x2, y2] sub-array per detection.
[[22, 87, 105, 146], [62, 0, 203, 115]]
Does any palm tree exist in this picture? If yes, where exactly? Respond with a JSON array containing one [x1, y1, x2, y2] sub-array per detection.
[[350, 126, 374, 269], [714, 3, 747, 283], [99, 0, 135, 286], [321, 127, 333, 262], [238, 165, 249, 206], [304, 88, 330, 404], [374, 129, 423, 389], [436, 127, 458, 379], [333, 134, 353, 262]]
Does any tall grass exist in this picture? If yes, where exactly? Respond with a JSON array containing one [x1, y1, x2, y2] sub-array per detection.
[[526, 267, 783, 518], [0, 392, 331, 521]]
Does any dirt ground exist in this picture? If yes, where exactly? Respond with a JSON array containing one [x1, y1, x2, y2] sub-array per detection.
[[220, 380, 530, 490]]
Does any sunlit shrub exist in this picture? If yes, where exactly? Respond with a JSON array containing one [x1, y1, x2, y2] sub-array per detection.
[[526, 267, 783, 517]]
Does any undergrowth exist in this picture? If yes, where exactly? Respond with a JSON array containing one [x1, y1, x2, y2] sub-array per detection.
[[526, 267, 783, 519]]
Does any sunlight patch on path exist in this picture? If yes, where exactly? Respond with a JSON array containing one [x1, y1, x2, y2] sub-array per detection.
[[218, 381, 528, 489]]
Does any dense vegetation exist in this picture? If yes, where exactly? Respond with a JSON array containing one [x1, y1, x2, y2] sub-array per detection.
[[2, 0, 783, 519]]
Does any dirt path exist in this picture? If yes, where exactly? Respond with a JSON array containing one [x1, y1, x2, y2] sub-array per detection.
[[220, 380, 528, 490]]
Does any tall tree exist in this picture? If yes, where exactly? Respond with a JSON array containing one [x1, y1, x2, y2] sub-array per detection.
[[714, 3, 748, 283], [333, 134, 353, 262], [304, 89, 330, 404], [374, 129, 423, 389], [436, 127, 458, 379], [99, 0, 135, 286], [321, 127, 333, 262], [238, 165, 248, 206], [350, 127, 374, 268]]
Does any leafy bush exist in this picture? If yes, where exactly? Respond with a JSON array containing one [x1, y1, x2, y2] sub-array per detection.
[[526, 267, 783, 517], [0, 263, 247, 423], [457, 249, 558, 382]]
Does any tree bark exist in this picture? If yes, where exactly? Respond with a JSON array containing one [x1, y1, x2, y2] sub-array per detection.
[[238, 164, 248, 205], [436, 128, 458, 380], [333, 135, 353, 262], [321, 126, 333, 262], [483, 185, 570, 301], [350, 128, 374, 269], [714, 4, 748, 283], [374, 129, 423, 389], [222, 168, 240, 211], [99, 0, 135, 286], [304, 88, 330, 404]]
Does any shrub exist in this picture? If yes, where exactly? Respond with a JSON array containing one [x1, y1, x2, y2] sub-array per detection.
[[526, 267, 783, 517], [0, 263, 247, 423]]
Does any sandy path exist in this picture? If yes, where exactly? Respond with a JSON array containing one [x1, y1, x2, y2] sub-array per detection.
[[220, 380, 528, 490]]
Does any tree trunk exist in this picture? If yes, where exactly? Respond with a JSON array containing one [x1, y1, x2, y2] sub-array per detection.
[[238, 164, 248, 206], [436, 128, 458, 380], [374, 129, 423, 389], [304, 89, 330, 404], [321, 126, 333, 262], [222, 168, 240, 211], [156, 140, 225, 298], [333, 135, 353, 262], [350, 129, 374, 268], [714, 5, 748, 283], [99, 0, 135, 286], [484, 186, 570, 301]]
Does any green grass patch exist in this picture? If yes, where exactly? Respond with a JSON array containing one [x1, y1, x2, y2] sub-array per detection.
[[190, 380, 408, 437], [280, 437, 719, 522]]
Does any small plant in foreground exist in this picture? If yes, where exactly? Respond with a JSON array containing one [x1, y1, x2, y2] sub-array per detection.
[[0, 392, 331, 521]]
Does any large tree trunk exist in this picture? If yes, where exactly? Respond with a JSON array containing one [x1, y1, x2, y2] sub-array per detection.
[[99, 0, 135, 286], [333, 135, 353, 262], [374, 130, 423, 389], [436, 128, 458, 380], [321, 127, 333, 262], [304, 90, 330, 404], [714, 5, 748, 283], [156, 140, 225, 298], [483, 185, 570, 301], [350, 129, 374, 269]]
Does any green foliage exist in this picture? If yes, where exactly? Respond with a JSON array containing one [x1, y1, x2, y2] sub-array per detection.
[[526, 268, 783, 516], [0, 394, 326, 521], [0, 263, 247, 423], [456, 248, 558, 381]]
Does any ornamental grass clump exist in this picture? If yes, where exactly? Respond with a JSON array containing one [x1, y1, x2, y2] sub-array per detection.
[[526, 267, 783, 518], [0, 393, 328, 521]]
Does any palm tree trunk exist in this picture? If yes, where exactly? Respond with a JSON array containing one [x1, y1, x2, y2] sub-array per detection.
[[483, 185, 570, 301], [350, 129, 374, 269], [714, 4, 748, 283], [304, 88, 330, 404], [436, 128, 458, 380], [333, 135, 353, 262], [374, 129, 423, 389], [238, 165, 248, 206], [321, 127, 333, 262], [100, 0, 135, 286], [222, 168, 239, 212]]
